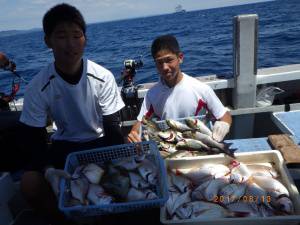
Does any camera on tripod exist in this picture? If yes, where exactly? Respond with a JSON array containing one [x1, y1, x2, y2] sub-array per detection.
[[124, 59, 143, 71], [120, 59, 144, 121]]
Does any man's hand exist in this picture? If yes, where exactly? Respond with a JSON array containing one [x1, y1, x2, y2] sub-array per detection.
[[44, 167, 71, 196], [212, 121, 230, 142]]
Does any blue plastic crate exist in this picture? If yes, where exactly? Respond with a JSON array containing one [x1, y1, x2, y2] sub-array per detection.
[[58, 141, 168, 218]]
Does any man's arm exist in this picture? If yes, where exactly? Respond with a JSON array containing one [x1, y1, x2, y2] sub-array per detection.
[[219, 111, 232, 125], [103, 111, 124, 146]]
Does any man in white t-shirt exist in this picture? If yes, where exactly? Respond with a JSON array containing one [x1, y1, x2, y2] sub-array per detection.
[[128, 35, 232, 143], [19, 4, 124, 225]]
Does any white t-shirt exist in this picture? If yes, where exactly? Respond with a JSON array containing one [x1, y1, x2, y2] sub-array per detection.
[[20, 58, 125, 142], [137, 73, 227, 121]]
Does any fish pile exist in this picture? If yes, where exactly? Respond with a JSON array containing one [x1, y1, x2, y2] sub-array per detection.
[[64, 153, 159, 207], [165, 159, 295, 220], [142, 117, 236, 159]]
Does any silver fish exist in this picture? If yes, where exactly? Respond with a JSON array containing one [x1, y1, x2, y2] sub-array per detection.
[[82, 163, 104, 184], [219, 183, 247, 204], [183, 131, 236, 158], [159, 141, 177, 153], [166, 119, 193, 132], [185, 118, 212, 136], [176, 138, 210, 151], [204, 177, 229, 201], [176, 201, 231, 219], [158, 129, 177, 142], [246, 164, 279, 178], [166, 191, 191, 216], [270, 196, 294, 214], [70, 176, 89, 205], [227, 202, 260, 217], [137, 158, 158, 185], [126, 187, 157, 201], [191, 179, 212, 201], [129, 172, 150, 189], [87, 184, 113, 205], [169, 172, 192, 193], [252, 175, 289, 197]]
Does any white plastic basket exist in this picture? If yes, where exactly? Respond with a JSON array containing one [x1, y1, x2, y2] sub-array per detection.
[[160, 150, 300, 225]]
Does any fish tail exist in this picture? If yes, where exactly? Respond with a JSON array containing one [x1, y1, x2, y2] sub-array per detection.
[[222, 143, 237, 158]]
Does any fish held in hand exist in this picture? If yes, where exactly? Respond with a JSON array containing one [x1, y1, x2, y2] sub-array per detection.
[[185, 118, 212, 136]]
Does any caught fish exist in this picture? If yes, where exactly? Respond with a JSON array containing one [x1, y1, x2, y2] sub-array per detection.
[[227, 202, 260, 217], [176, 138, 210, 152], [219, 183, 247, 204], [204, 177, 229, 201], [169, 172, 192, 193], [82, 163, 104, 184], [70, 176, 89, 205], [191, 179, 212, 201], [270, 195, 294, 214], [176, 163, 230, 186], [185, 118, 213, 136], [183, 131, 236, 158], [126, 187, 157, 201], [246, 164, 279, 178], [158, 130, 177, 143], [252, 175, 289, 197], [87, 184, 113, 205], [159, 141, 177, 153], [129, 172, 150, 189], [176, 201, 233, 219], [112, 156, 142, 170], [166, 119, 193, 132], [102, 170, 130, 200], [166, 191, 191, 216], [137, 158, 158, 185]]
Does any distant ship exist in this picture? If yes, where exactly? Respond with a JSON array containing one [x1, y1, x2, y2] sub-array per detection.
[[174, 4, 186, 13]]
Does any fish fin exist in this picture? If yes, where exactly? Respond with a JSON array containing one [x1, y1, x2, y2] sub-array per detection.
[[222, 143, 237, 158]]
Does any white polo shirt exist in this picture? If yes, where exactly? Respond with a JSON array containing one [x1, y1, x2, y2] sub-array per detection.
[[137, 73, 227, 121], [20, 58, 125, 142]]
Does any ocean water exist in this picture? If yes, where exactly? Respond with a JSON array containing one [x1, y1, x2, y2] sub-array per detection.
[[0, 0, 299, 97]]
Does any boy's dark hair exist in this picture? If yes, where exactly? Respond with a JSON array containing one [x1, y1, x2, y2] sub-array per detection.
[[43, 3, 86, 36], [151, 35, 181, 58]]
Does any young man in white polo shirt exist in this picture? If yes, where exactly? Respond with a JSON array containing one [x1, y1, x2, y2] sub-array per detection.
[[128, 35, 232, 143], [19, 4, 124, 224]]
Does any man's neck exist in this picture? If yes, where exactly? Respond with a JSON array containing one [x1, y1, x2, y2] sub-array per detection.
[[55, 60, 83, 84], [165, 71, 184, 88]]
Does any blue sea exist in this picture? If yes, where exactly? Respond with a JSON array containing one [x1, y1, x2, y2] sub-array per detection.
[[0, 0, 299, 97]]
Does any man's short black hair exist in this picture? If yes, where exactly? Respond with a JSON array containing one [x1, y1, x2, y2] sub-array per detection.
[[43, 3, 86, 36], [151, 35, 181, 58]]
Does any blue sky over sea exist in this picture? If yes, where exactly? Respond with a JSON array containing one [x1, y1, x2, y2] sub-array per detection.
[[0, 0, 272, 31]]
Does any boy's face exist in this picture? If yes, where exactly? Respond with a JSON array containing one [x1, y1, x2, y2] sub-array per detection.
[[45, 22, 86, 72], [154, 50, 183, 87]]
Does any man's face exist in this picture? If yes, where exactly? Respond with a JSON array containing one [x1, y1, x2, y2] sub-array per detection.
[[154, 50, 183, 87], [45, 22, 86, 72]]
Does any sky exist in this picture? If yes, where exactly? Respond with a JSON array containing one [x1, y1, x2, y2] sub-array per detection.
[[0, 0, 272, 31]]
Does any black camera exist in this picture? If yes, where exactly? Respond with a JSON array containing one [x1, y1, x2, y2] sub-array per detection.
[[124, 59, 143, 70], [120, 59, 144, 121]]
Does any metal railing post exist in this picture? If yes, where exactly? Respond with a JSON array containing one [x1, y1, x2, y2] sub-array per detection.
[[232, 14, 258, 138]]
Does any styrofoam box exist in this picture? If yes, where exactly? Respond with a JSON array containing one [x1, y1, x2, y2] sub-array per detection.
[[160, 150, 300, 225]]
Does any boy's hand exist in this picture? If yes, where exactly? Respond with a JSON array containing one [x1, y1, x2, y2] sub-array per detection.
[[44, 167, 71, 196], [127, 130, 141, 143], [212, 121, 230, 142]]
